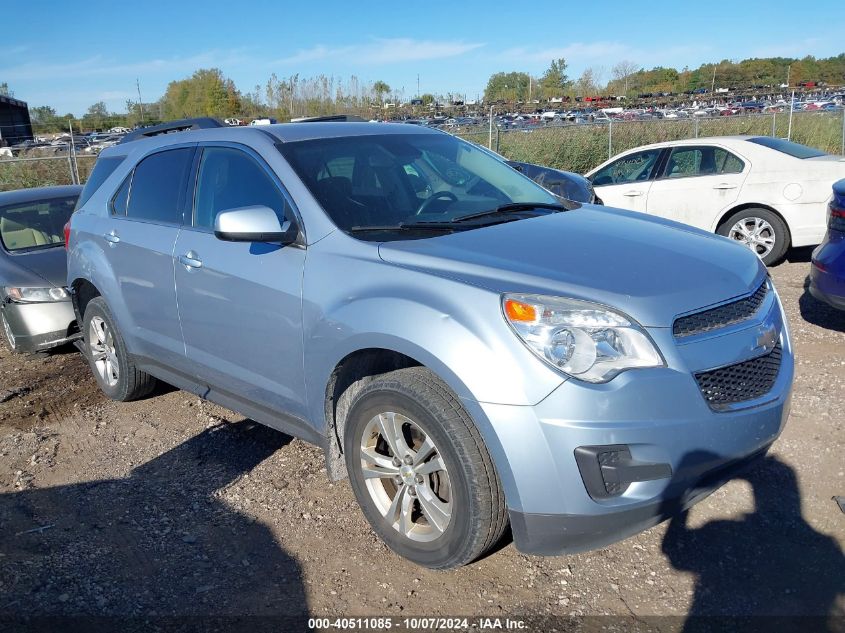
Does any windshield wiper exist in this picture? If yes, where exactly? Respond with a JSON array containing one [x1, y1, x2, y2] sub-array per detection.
[[348, 221, 460, 233], [451, 202, 568, 223]]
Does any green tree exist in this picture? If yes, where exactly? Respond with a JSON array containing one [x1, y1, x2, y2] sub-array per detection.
[[539, 59, 570, 98], [483, 71, 530, 103], [372, 80, 391, 104], [161, 68, 243, 119], [0, 82, 12, 97], [82, 101, 110, 130]]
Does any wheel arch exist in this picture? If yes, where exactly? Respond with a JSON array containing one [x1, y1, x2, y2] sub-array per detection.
[[320, 344, 518, 512], [713, 202, 792, 247]]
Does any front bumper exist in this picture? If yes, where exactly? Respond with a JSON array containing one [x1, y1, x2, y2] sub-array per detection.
[[468, 291, 794, 556], [1, 300, 78, 352]]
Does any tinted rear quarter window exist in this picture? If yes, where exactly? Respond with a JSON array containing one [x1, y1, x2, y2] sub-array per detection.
[[747, 137, 827, 159], [127, 148, 194, 224], [75, 156, 124, 210]]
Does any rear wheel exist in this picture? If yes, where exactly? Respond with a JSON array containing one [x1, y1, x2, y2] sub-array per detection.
[[82, 297, 156, 401], [717, 208, 789, 265], [343, 367, 507, 569]]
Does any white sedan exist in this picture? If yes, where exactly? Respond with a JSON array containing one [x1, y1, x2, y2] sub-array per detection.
[[586, 136, 845, 264]]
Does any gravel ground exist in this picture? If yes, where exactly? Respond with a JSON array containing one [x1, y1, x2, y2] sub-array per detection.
[[0, 250, 843, 631]]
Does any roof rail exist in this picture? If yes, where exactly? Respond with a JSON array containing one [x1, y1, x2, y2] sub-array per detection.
[[118, 117, 225, 144], [289, 114, 367, 123]]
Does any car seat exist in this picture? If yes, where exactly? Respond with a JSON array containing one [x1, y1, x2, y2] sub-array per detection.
[[0, 216, 54, 249]]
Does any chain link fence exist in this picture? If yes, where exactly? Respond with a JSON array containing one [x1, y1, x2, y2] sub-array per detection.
[[2, 110, 844, 191], [455, 109, 845, 174]]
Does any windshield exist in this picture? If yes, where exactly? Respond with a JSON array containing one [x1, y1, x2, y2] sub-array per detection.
[[746, 137, 827, 159], [0, 196, 77, 252], [278, 133, 558, 238]]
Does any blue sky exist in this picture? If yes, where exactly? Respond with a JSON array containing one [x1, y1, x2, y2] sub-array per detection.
[[2, 0, 844, 116]]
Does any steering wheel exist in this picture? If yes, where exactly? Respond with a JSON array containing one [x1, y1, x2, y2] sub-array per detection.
[[416, 191, 458, 215]]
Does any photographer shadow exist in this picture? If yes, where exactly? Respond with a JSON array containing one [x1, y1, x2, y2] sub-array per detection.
[[660, 453, 844, 631], [0, 420, 308, 624]]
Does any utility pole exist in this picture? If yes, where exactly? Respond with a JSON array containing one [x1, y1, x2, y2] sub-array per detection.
[[711, 65, 716, 93], [136, 78, 145, 122], [786, 65, 791, 87], [417, 74, 420, 98]]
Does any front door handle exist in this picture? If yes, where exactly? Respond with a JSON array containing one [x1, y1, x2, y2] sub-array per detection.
[[623, 190, 644, 197], [103, 231, 120, 244], [713, 183, 738, 190], [178, 251, 203, 269]]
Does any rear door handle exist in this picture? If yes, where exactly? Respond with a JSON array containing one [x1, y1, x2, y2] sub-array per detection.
[[623, 190, 644, 197], [713, 183, 738, 190], [178, 251, 203, 269], [103, 231, 120, 244]]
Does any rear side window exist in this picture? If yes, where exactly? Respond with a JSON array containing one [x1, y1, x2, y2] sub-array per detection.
[[193, 147, 288, 230], [127, 148, 194, 224], [75, 156, 123, 210], [663, 146, 745, 178]]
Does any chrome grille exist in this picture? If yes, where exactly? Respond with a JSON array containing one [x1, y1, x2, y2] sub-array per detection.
[[674, 281, 768, 338]]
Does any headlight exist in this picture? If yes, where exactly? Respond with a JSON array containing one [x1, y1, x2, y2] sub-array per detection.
[[502, 293, 664, 383], [3, 286, 69, 303]]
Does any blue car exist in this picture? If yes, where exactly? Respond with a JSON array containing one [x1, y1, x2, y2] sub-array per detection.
[[66, 119, 793, 568], [809, 178, 845, 309]]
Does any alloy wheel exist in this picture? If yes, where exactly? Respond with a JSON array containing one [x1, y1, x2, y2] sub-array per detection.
[[359, 411, 452, 542], [88, 316, 119, 387], [728, 216, 776, 260]]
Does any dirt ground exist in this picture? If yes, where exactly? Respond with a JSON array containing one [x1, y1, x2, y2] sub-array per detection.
[[1, 249, 843, 631]]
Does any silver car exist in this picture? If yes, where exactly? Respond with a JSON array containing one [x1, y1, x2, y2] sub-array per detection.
[[67, 122, 793, 568], [1, 185, 81, 353]]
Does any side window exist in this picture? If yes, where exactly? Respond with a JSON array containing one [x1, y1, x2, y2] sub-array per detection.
[[111, 173, 131, 216], [193, 147, 288, 230], [663, 146, 745, 179], [591, 150, 661, 186], [664, 147, 703, 178], [126, 148, 194, 224], [75, 156, 124, 210], [716, 148, 744, 174]]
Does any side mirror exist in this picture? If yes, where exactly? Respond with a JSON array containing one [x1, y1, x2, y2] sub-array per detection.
[[214, 205, 298, 244]]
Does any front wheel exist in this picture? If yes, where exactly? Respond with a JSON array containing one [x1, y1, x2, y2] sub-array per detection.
[[717, 208, 789, 266], [343, 367, 508, 569]]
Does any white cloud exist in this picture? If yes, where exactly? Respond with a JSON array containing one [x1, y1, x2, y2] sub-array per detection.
[[273, 38, 484, 66], [0, 49, 250, 83]]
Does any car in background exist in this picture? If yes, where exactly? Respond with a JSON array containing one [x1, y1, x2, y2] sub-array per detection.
[[586, 136, 845, 265], [506, 160, 601, 205], [470, 144, 599, 204], [0, 185, 82, 353], [809, 179, 845, 309]]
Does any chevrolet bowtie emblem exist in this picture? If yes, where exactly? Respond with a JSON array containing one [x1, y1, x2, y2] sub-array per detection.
[[754, 325, 778, 353]]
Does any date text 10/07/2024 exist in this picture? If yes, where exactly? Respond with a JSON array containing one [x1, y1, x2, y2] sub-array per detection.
[[308, 617, 527, 630]]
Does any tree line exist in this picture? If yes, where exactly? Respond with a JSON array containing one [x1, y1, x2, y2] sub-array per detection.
[[3, 53, 844, 134], [483, 54, 845, 102]]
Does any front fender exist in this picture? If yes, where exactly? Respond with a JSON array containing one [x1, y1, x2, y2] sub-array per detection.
[[302, 235, 565, 430]]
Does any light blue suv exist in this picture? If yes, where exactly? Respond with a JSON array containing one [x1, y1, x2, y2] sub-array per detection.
[[67, 120, 793, 569]]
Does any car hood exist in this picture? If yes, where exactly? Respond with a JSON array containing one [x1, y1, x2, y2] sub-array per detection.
[[378, 207, 765, 328], [0, 246, 67, 288]]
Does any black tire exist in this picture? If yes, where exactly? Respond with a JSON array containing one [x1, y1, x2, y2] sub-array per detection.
[[82, 296, 156, 401], [343, 367, 507, 569], [717, 208, 790, 266], [0, 308, 22, 354]]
